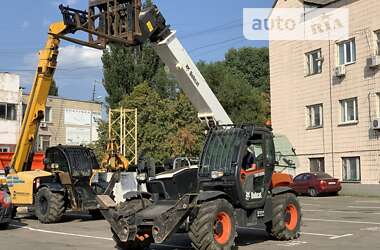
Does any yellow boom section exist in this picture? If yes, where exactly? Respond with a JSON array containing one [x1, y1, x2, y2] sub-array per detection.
[[10, 22, 68, 173]]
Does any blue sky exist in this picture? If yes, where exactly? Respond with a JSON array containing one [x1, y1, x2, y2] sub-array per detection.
[[0, 0, 274, 102]]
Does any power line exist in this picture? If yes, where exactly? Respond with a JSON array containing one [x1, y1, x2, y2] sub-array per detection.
[[191, 39, 247, 57], [179, 19, 242, 40], [189, 36, 244, 52]]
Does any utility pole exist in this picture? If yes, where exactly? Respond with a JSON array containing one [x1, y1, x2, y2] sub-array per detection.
[[92, 82, 96, 102]]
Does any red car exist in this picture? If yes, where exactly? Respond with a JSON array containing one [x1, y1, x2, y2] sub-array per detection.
[[291, 172, 342, 197]]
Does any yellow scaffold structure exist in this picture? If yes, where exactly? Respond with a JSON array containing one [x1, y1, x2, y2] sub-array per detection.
[[101, 108, 138, 171]]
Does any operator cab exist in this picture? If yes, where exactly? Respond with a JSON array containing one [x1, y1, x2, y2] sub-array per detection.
[[198, 125, 276, 209]]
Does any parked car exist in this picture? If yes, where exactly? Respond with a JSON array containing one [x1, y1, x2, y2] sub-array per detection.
[[291, 172, 342, 197]]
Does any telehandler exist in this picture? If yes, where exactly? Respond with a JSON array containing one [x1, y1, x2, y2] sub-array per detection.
[[51, 1, 301, 249]]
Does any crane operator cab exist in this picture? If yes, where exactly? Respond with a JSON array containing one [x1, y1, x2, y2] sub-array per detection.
[[240, 135, 267, 200]]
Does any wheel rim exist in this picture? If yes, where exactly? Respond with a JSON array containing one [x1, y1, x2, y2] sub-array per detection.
[[284, 204, 298, 231], [309, 188, 316, 196], [213, 211, 232, 245], [40, 196, 48, 215]]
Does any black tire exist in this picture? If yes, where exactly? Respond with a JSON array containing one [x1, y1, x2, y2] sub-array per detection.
[[89, 209, 103, 219], [308, 188, 318, 197], [189, 199, 236, 250], [266, 193, 301, 241], [112, 198, 153, 250], [35, 187, 66, 224], [0, 223, 9, 230]]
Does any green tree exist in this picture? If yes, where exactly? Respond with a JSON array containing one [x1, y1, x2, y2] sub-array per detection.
[[49, 79, 59, 96], [198, 62, 269, 125], [120, 83, 203, 162], [225, 47, 270, 93], [102, 44, 161, 107]]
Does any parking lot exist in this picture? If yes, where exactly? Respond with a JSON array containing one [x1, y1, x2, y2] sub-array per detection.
[[1, 195, 380, 250]]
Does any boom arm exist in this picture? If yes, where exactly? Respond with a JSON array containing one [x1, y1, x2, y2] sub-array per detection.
[[10, 22, 69, 173], [152, 32, 232, 127]]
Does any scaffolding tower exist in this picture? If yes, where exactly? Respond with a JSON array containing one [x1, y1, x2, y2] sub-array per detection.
[[108, 108, 138, 165]]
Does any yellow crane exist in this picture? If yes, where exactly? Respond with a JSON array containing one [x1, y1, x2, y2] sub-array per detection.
[[7, 22, 70, 205]]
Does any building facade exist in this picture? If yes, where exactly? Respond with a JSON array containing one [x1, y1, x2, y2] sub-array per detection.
[[270, 0, 380, 185], [22, 95, 102, 152], [0, 73, 22, 152], [0, 72, 102, 152]]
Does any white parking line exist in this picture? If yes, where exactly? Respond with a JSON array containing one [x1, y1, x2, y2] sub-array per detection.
[[355, 200, 380, 204], [301, 232, 352, 240], [9, 224, 113, 241], [329, 234, 353, 239], [301, 203, 321, 206], [348, 206, 380, 209], [360, 227, 380, 232], [304, 218, 380, 225], [303, 209, 380, 215], [277, 240, 308, 247]]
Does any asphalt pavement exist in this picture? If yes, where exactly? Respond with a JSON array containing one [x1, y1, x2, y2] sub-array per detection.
[[1, 195, 380, 250]]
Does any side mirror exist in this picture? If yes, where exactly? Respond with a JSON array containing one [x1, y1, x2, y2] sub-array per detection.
[[275, 152, 282, 163]]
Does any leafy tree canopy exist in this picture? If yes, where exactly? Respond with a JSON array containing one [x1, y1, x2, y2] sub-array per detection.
[[49, 79, 59, 96], [225, 47, 270, 93]]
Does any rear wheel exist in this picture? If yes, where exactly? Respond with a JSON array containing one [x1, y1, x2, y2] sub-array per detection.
[[0, 223, 9, 230], [308, 188, 318, 197], [266, 193, 301, 240], [35, 187, 66, 224], [112, 198, 153, 250], [189, 199, 236, 250]]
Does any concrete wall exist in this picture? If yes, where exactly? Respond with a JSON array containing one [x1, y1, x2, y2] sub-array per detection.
[[270, 0, 380, 185], [341, 183, 380, 197]]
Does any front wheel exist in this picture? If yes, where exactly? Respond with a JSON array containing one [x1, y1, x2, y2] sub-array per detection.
[[35, 187, 66, 224], [266, 193, 301, 240], [189, 199, 236, 250]]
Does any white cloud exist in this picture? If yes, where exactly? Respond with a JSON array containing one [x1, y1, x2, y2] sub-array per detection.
[[21, 21, 30, 29], [42, 18, 51, 27], [24, 45, 103, 70], [57, 45, 103, 68], [67, 0, 78, 5], [51, 0, 78, 7]]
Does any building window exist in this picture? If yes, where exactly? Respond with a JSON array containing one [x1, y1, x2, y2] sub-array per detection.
[[340, 98, 358, 123], [307, 104, 323, 128], [342, 157, 361, 182], [375, 31, 380, 55], [0, 103, 17, 121], [43, 107, 52, 123], [338, 39, 356, 65], [38, 135, 51, 152], [310, 158, 325, 173], [0, 147, 10, 153], [306, 49, 322, 75]]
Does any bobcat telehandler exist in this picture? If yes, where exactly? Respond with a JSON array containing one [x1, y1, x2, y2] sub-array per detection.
[[50, 1, 302, 249]]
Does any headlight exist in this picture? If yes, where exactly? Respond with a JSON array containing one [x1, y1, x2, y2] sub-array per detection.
[[211, 171, 224, 179], [136, 173, 147, 182]]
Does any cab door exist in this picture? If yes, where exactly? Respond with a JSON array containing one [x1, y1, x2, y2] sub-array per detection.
[[240, 132, 275, 209]]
